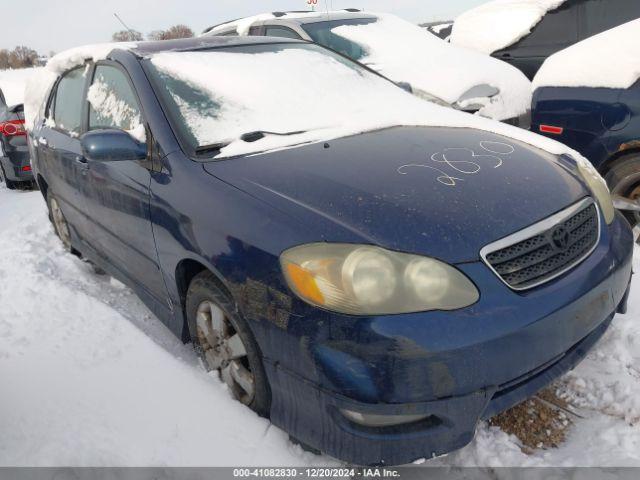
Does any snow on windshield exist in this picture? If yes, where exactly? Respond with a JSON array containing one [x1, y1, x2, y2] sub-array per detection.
[[450, 0, 566, 54], [330, 13, 531, 120], [150, 43, 583, 163], [533, 19, 640, 90]]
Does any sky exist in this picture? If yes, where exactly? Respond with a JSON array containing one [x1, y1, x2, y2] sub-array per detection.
[[3, 0, 487, 54]]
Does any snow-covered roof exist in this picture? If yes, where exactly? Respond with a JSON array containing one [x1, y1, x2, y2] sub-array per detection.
[[204, 11, 376, 36], [450, 0, 567, 54], [24, 42, 136, 130], [533, 19, 640, 90], [331, 13, 532, 120]]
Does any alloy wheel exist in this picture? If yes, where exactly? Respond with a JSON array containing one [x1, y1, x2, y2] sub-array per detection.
[[196, 300, 255, 405], [50, 197, 72, 251]]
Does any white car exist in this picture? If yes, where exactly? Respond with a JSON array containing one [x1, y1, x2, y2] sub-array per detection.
[[203, 10, 533, 125]]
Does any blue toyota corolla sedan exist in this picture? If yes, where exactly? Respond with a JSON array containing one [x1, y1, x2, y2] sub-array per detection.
[[28, 37, 634, 466]]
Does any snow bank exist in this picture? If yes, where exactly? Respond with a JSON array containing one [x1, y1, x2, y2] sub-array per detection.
[[0, 68, 40, 106], [451, 0, 567, 54], [533, 19, 640, 90], [0, 188, 328, 467], [150, 43, 566, 162], [331, 13, 532, 120], [24, 43, 136, 130]]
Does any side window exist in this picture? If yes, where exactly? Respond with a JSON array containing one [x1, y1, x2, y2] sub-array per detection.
[[514, 3, 579, 47], [88, 64, 143, 135], [581, 0, 640, 39], [52, 67, 86, 135], [264, 26, 302, 40]]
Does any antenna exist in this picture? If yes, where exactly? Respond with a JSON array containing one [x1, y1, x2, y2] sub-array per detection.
[[114, 12, 136, 36]]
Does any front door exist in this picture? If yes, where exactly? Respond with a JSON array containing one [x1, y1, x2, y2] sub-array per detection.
[[82, 62, 168, 306]]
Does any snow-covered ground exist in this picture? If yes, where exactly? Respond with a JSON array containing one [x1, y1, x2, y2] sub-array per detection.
[[0, 68, 40, 106], [1, 184, 639, 467]]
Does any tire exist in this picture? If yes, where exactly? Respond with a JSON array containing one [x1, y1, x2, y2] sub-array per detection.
[[186, 271, 271, 417], [46, 191, 73, 252], [604, 154, 640, 229], [0, 165, 17, 190]]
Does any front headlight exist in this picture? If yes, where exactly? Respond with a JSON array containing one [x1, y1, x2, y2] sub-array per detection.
[[575, 156, 615, 224], [281, 243, 479, 315]]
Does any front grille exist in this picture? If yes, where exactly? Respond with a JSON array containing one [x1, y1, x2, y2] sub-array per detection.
[[481, 199, 600, 290]]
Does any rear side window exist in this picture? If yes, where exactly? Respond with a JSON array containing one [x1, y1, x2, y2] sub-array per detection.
[[513, 3, 579, 47], [88, 64, 143, 133], [581, 0, 640, 38], [53, 67, 86, 135], [264, 26, 302, 39]]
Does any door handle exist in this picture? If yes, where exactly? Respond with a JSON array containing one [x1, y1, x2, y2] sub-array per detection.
[[75, 155, 89, 171], [500, 53, 512, 59]]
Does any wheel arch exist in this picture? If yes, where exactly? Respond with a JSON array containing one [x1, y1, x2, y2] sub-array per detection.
[[597, 142, 640, 176], [174, 257, 237, 342]]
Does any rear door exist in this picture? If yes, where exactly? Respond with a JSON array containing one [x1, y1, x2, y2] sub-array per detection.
[[495, 0, 580, 79], [82, 62, 167, 305], [579, 0, 640, 40], [38, 66, 93, 237]]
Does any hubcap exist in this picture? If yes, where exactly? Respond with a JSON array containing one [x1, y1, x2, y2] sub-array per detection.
[[50, 197, 71, 250], [196, 300, 255, 405]]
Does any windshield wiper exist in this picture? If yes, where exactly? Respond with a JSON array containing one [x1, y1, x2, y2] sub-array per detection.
[[195, 130, 308, 157], [195, 141, 232, 156], [240, 130, 307, 143]]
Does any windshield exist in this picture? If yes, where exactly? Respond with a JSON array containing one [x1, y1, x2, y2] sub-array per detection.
[[144, 42, 443, 158], [301, 18, 375, 61]]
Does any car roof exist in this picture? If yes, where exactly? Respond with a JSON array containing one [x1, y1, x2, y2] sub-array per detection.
[[203, 10, 378, 34], [128, 35, 305, 57]]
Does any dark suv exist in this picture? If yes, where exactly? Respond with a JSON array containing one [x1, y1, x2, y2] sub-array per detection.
[[478, 0, 640, 80], [0, 88, 33, 189]]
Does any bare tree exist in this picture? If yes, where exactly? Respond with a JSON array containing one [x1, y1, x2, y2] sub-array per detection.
[[147, 24, 194, 41], [0, 50, 10, 70], [8, 46, 39, 68], [112, 30, 143, 42]]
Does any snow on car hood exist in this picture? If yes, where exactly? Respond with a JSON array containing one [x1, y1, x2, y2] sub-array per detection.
[[148, 43, 552, 161], [331, 13, 532, 120], [450, 0, 567, 54], [24, 42, 136, 130], [533, 19, 640, 90]]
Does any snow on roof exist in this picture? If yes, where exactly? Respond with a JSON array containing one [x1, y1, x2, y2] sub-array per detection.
[[533, 19, 640, 90], [149, 43, 582, 165], [331, 13, 532, 120], [24, 42, 136, 130], [450, 0, 566, 54], [204, 11, 375, 36]]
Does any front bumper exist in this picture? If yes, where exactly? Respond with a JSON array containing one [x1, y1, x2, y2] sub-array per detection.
[[262, 213, 634, 466]]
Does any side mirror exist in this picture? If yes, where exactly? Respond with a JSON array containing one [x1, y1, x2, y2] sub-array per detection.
[[81, 129, 147, 162], [454, 84, 500, 112]]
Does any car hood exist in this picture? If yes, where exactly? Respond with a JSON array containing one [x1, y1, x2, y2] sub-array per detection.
[[203, 126, 589, 264]]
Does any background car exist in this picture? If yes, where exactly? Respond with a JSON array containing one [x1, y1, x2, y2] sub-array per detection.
[[451, 0, 640, 80], [27, 36, 633, 466], [202, 10, 533, 126], [0, 88, 33, 189], [531, 19, 640, 229]]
